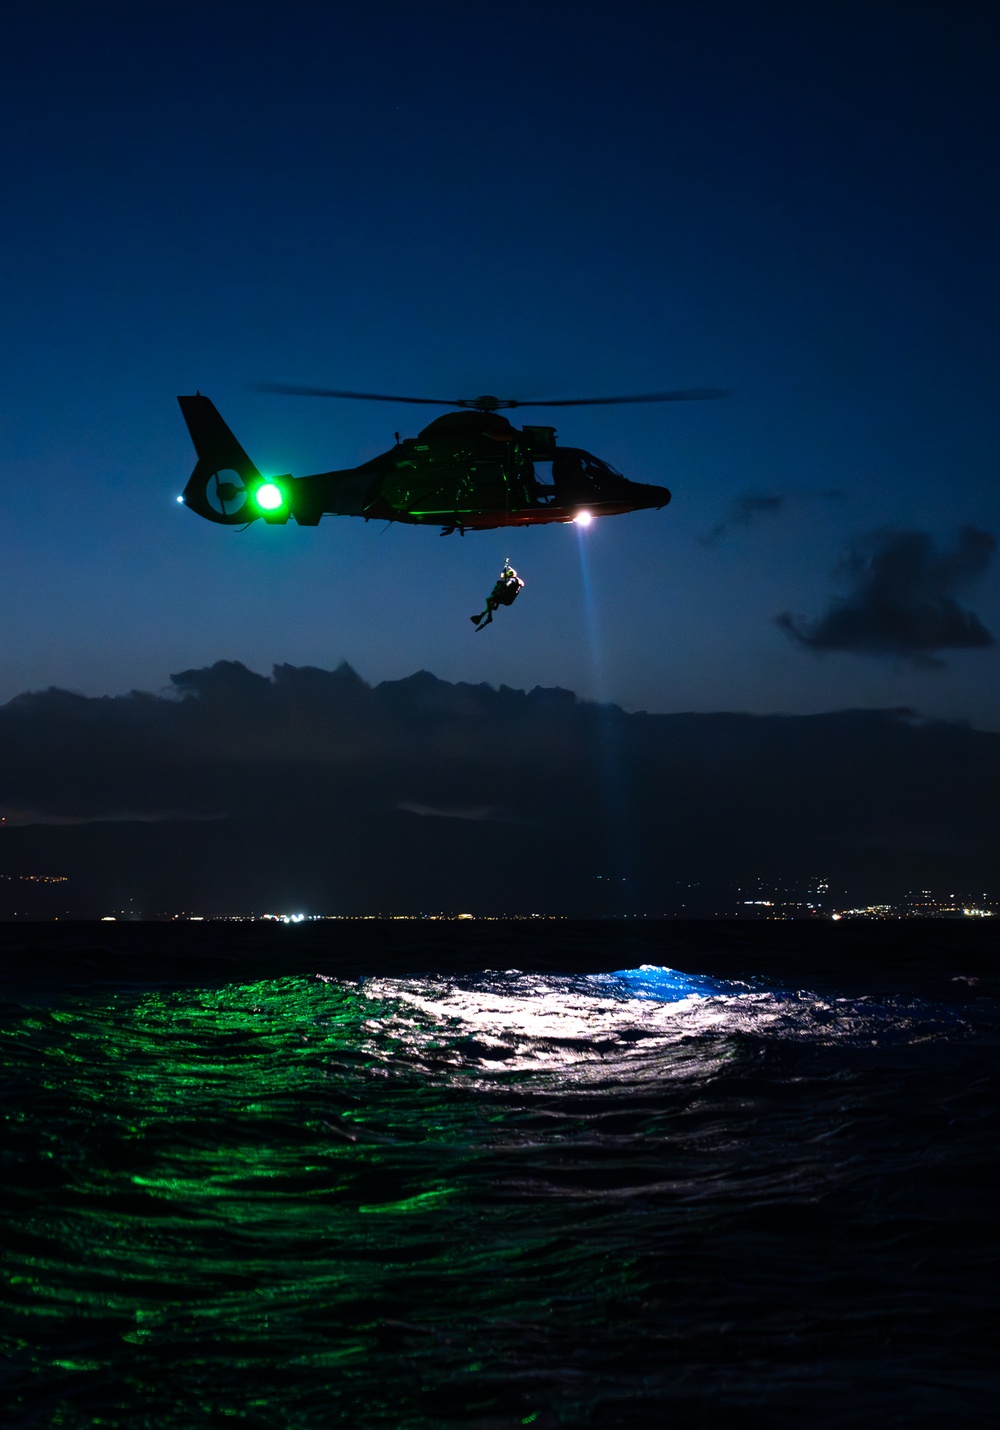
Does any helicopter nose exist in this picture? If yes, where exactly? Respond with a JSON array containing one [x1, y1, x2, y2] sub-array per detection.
[[643, 484, 672, 509]]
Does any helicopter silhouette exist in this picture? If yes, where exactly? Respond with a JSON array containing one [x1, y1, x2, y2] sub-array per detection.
[[177, 384, 725, 535]]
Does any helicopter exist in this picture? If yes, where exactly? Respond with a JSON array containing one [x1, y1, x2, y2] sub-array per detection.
[[177, 384, 725, 535]]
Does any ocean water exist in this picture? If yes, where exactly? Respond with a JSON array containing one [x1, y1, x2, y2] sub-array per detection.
[[2, 926, 998, 1428]]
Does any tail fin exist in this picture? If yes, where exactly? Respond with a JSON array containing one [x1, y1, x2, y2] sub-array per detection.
[[178, 394, 264, 524]]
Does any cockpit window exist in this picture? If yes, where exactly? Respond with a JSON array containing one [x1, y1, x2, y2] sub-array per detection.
[[584, 456, 623, 481]]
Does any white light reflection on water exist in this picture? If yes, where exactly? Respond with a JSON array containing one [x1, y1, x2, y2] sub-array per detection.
[[356, 965, 778, 1087], [354, 964, 967, 1089]]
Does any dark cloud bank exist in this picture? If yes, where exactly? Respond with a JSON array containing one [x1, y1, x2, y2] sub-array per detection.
[[1, 662, 998, 916], [780, 526, 996, 663]]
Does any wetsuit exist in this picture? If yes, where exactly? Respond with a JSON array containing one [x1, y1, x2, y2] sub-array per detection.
[[471, 566, 524, 629]]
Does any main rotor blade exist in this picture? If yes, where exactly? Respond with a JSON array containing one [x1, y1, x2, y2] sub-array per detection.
[[513, 389, 728, 408], [255, 383, 459, 406], [254, 383, 729, 411]]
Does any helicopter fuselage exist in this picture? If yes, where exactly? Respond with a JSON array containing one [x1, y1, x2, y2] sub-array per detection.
[[178, 398, 671, 531]]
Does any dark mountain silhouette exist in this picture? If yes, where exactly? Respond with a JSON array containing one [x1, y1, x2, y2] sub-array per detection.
[[1, 662, 997, 916]]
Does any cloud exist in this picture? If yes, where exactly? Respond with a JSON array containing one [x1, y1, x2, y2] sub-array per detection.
[[397, 802, 502, 822], [700, 493, 784, 546], [778, 526, 996, 664], [700, 489, 845, 546], [0, 809, 226, 828]]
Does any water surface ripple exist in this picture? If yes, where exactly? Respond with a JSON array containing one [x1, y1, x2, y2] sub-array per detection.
[[2, 959, 998, 1427]]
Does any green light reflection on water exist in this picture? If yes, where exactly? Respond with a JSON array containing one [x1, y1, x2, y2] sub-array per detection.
[[2, 974, 634, 1427]]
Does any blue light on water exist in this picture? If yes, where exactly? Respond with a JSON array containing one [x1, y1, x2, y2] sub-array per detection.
[[609, 964, 733, 1002]]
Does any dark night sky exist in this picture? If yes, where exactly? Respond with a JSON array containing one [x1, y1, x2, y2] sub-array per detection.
[[3, 0, 999, 727]]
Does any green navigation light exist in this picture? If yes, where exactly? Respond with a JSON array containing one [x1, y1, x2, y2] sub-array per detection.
[[255, 482, 284, 511]]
